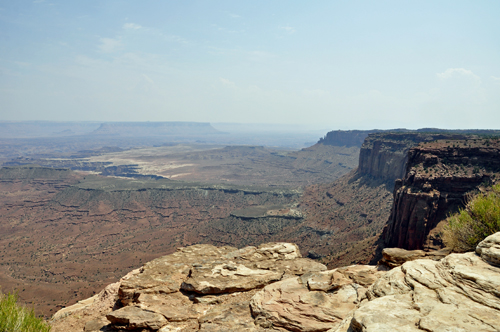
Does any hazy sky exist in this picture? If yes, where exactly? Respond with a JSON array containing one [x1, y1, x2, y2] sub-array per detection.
[[1, 1, 499, 129]]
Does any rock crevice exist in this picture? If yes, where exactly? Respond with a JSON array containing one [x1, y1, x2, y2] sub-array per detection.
[[51, 234, 500, 332]]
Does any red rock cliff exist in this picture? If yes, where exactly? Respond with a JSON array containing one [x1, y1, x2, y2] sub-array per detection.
[[383, 138, 500, 250], [356, 133, 468, 184]]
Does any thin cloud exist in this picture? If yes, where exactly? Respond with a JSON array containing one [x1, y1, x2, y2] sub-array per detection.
[[164, 34, 188, 44], [491, 76, 500, 81], [142, 74, 154, 84], [123, 23, 143, 30], [98, 38, 122, 53], [219, 78, 235, 86], [228, 12, 241, 18], [437, 68, 480, 82], [303, 89, 330, 97], [248, 50, 276, 62], [280, 26, 295, 34]]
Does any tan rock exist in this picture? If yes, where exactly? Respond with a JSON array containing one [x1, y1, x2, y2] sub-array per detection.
[[225, 242, 300, 260], [334, 265, 388, 287], [83, 318, 109, 332], [136, 292, 207, 322], [476, 232, 500, 267], [52, 239, 500, 332], [119, 244, 237, 304], [106, 306, 167, 330], [251, 265, 385, 332], [254, 257, 327, 276], [50, 268, 141, 332], [378, 247, 451, 268], [339, 252, 500, 332], [158, 320, 199, 332], [111, 243, 320, 331], [378, 248, 426, 268], [197, 289, 274, 332], [181, 262, 283, 294]]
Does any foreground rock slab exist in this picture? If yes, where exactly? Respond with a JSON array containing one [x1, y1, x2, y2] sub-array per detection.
[[251, 265, 387, 332], [51, 242, 327, 332], [332, 233, 500, 332], [51, 235, 500, 332]]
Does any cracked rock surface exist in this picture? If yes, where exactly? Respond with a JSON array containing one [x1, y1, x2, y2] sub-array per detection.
[[51, 235, 500, 332], [332, 233, 500, 332]]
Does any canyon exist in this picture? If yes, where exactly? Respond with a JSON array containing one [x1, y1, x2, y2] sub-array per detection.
[[1, 124, 500, 326]]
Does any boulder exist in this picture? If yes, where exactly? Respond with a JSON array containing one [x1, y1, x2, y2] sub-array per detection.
[[113, 243, 324, 331], [106, 306, 167, 330], [119, 244, 237, 305], [476, 232, 500, 267], [181, 263, 283, 294], [378, 247, 451, 268], [334, 250, 500, 331], [52, 238, 500, 332]]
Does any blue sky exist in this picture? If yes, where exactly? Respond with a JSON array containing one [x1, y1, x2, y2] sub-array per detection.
[[0, 1, 499, 129]]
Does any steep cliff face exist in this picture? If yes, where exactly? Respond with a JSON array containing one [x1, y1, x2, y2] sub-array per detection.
[[383, 137, 500, 250], [318, 130, 379, 147], [356, 133, 469, 184]]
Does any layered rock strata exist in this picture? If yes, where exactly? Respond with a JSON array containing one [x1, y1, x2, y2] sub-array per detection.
[[383, 138, 500, 250], [357, 133, 468, 184], [333, 232, 500, 332], [51, 233, 500, 331], [50, 242, 387, 332]]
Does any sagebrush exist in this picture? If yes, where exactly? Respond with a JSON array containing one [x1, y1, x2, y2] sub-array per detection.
[[0, 291, 51, 332], [443, 184, 500, 252]]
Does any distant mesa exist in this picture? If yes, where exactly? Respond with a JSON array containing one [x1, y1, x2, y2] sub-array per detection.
[[90, 122, 220, 137], [0, 121, 100, 138], [0, 121, 221, 138]]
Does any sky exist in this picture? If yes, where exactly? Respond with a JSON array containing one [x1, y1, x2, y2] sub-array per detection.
[[0, 1, 499, 130]]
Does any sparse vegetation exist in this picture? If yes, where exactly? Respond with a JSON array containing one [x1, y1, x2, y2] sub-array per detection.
[[0, 291, 51, 332], [443, 184, 500, 252]]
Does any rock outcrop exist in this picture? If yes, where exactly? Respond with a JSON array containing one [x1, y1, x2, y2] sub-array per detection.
[[318, 130, 380, 148], [50, 242, 385, 332], [356, 132, 468, 184], [250, 264, 387, 332], [52, 234, 500, 332], [378, 247, 451, 268], [333, 232, 500, 332], [383, 137, 500, 250], [318, 129, 500, 150]]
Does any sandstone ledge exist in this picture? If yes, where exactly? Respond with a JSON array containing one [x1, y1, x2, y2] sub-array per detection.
[[51, 235, 500, 332]]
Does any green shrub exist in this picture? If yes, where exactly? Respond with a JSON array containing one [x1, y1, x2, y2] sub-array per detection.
[[443, 184, 500, 252], [0, 292, 51, 332]]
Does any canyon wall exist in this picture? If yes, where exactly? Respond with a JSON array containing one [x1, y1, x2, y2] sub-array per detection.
[[383, 138, 500, 250], [0, 168, 301, 316], [356, 132, 468, 184], [318, 130, 379, 147], [315, 128, 495, 149]]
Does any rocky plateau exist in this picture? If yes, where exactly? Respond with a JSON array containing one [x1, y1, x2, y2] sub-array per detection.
[[50, 232, 500, 332], [2, 129, 500, 322]]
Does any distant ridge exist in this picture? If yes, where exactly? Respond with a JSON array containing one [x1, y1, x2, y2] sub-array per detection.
[[90, 121, 220, 137], [0, 121, 100, 138], [318, 128, 500, 148]]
